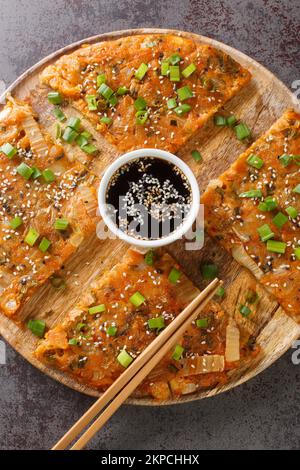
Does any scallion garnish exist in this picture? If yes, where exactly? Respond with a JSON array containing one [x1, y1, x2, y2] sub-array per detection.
[[272, 212, 288, 229], [42, 168, 55, 183], [168, 267, 181, 284], [239, 189, 262, 198], [200, 263, 218, 280], [226, 115, 237, 127], [130, 291, 145, 307], [100, 116, 113, 125], [0, 142, 17, 159], [279, 154, 293, 167], [9, 216, 23, 230], [88, 304, 106, 315], [136, 110, 148, 125], [17, 162, 33, 180], [174, 104, 191, 115], [108, 94, 118, 107], [53, 107, 66, 121], [169, 65, 180, 82], [266, 240, 286, 254], [116, 86, 129, 95], [196, 318, 209, 328], [293, 184, 300, 194], [67, 117, 81, 132], [286, 206, 298, 218], [257, 224, 274, 242], [172, 344, 184, 361], [98, 83, 114, 100], [177, 86, 193, 101], [39, 237, 51, 253], [247, 153, 264, 169], [27, 319, 46, 338], [75, 134, 89, 147], [234, 122, 251, 140], [214, 115, 227, 126], [106, 326, 117, 336], [245, 289, 259, 304], [62, 127, 78, 143], [294, 248, 300, 260], [169, 54, 181, 65], [191, 150, 202, 162], [96, 74, 106, 87], [167, 98, 177, 109], [135, 63, 148, 80], [81, 143, 98, 154], [24, 227, 39, 246], [68, 338, 79, 346], [54, 217, 69, 231], [161, 61, 169, 76], [144, 250, 154, 266], [216, 286, 225, 298], [148, 316, 165, 331], [182, 63, 196, 78], [134, 97, 147, 111], [117, 349, 133, 368], [239, 304, 251, 317], [48, 92, 62, 105], [258, 196, 277, 212], [86, 95, 98, 111]]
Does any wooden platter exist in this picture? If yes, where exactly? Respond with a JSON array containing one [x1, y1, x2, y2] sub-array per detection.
[[1, 28, 300, 405]]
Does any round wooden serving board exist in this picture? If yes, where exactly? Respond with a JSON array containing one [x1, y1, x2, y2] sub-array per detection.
[[1, 28, 300, 405]]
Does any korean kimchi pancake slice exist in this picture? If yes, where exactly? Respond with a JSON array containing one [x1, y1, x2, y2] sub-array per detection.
[[202, 110, 300, 320], [35, 248, 256, 400], [0, 96, 98, 318], [40, 33, 251, 153]]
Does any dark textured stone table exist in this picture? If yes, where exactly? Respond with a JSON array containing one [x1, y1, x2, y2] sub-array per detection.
[[0, 0, 299, 450]]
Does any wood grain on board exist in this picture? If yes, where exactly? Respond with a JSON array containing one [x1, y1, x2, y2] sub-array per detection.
[[1, 28, 300, 405]]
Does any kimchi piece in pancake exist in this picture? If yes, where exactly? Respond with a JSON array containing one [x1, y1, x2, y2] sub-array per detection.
[[35, 248, 257, 400], [202, 110, 300, 320], [40, 33, 251, 153], [0, 96, 98, 318]]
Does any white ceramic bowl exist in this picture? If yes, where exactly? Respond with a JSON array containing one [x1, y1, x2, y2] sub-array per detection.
[[98, 148, 200, 249]]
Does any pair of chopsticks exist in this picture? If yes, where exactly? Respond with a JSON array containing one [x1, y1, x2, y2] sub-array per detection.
[[52, 277, 222, 450]]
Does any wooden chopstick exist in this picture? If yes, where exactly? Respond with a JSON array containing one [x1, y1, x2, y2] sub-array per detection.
[[52, 278, 221, 450]]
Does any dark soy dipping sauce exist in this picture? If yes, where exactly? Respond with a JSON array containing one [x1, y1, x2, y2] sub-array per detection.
[[106, 157, 192, 240]]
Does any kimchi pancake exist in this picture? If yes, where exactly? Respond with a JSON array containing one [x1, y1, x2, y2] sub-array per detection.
[[202, 110, 300, 320], [0, 96, 98, 318], [40, 33, 251, 153], [35, 248, 257, 400]]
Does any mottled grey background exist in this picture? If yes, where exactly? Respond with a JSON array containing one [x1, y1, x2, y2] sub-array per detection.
[[0, 0, 299, 450]]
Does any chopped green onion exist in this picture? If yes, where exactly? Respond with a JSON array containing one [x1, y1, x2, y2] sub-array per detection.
[[135, 63, 148, 80], [117, 349, 133, 368], [167, 98, 177, 109], [136, 110, 148, 125], [108, 94, 118, 107], [53, 107, 66, 121], [191, 150, 202, 162], [81, 130, 92, 140], [67, 117, 81, 131], [130, 291, 145, 307], [245, 289, 259, 304], [55, 124, 62, 139], [96, 74, 106, 87], [294, 248, 300, 260], [257, 224, 274, 242], [174, 104, 191, 115], [172, 344, 184, 361], [27, 319, 46, 338], [169, 65, 180, 82], [200, 263, 218, 280], [182, 63, 196, 78], [9, 216, 23, 230], [272, 212, 288, 229], [234, 122, 251, 140], [76, 322, 86, 333], [161, 61, 169, 76], [286, 206, 298, 218], [86, 95, 98, 111], [216, 286, 225, 298], [98, 83, 114, 100], [168, 267, 181, 284], [258, 196, 277, 212], [62, 127, 78, 143], [239, 189, 262, 199], [24, 227, 39, 246], [106, 326, 117, 336], [75, 134, 89, 147], [31, 167, 42, 180], [266, 240, 286, 254], [17, 162, 33, 180], [177, 86, 193, 101], [226, 115, 237, 127], [47, 92, 62, 105], [293, 184, 300, 194], [169, 54, 181, 65], [239, 304, 251, 317], [42, 168, 55, 183], [247, 153, 264, 169], [39, 237, 51, 253], [144, 250, 154, 266], [68, 338, 79, 346], [148, 316, 165, 330], [214, 115, 227, 126], [196, 318, 209, 328], [88, 304, 106, 315], [116, 86, 129, 95], [54, 217, 69, 230], [134, 97, 147, 111], [0, 143, 17, 159], [279, 154, 293, 167], [81, 143, 98, 154], [100, 116, 113, 125]]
